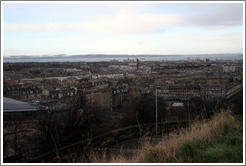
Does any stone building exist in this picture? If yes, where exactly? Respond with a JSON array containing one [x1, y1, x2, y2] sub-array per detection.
[[3, 84, 42, 101], [112, 86, 129, 110], [83, 88, 113, 111], [159, 85, 201, 101], [223, 65, 236, 73]]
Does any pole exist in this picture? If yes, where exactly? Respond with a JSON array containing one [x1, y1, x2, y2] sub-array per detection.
[[156, 88, 158, 135]]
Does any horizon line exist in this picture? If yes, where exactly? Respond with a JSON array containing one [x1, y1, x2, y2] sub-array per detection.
[[3, 52, 243, 58]]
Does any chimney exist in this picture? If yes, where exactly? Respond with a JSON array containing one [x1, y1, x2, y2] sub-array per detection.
[[43, 74, 46, 80], [137, 58, 139, 69]]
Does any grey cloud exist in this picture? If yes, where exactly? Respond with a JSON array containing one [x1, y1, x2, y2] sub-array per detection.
[[185, 4, 243, 27]]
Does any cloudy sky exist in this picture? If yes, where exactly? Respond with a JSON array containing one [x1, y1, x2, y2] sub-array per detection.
[[2, 2, 244, 56]]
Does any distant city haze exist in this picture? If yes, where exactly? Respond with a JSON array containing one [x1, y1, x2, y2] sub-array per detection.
[[3, 53, 243, 63], [2, 2, 244, 56]]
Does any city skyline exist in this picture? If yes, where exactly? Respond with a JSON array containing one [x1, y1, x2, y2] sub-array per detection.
[[2, 1, 244, 57]]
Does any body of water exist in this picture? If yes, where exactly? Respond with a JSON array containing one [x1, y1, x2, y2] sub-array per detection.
[[3, 54, 243, 63]]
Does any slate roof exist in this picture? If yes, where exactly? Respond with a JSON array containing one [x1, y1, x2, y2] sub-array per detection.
[[3, 97, 38, 113]]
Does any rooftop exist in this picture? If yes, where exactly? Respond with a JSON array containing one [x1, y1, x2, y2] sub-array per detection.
[[3, 97, 38, 113]]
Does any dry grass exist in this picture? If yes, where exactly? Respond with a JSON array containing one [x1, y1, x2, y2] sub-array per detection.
[[88, 146, 141, 163], [136, 110, 237, 163], [79, 110, 238, 163]]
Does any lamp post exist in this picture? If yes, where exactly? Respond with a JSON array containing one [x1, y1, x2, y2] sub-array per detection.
[[156, 86, 161, 135]]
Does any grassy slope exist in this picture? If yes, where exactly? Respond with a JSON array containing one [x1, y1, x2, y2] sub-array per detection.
[[87, 111, 243, 163], [138, 111, 243, 163]]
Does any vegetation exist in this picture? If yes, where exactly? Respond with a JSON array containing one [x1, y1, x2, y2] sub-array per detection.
[[133, 94, 166, 124], [4, 90, 243, 163], [96, 110, 243, 163]]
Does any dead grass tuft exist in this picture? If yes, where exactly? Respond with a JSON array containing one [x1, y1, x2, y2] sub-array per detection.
[[135, 110, 237, 162], [76, 110, 237, 163]]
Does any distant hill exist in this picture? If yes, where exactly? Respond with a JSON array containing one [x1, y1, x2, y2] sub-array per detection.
[[3, 53, 243, 59]]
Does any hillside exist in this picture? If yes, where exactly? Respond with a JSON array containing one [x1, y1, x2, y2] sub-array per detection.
[[93, 110, 243, 163]]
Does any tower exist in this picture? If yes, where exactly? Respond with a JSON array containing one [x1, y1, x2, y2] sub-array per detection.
[[137, 58, 139, 69]]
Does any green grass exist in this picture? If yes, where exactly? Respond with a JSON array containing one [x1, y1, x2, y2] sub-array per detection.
[[90, 111, 243, 163], [166, 115, 243, 163], [141, 153, 158, 163]]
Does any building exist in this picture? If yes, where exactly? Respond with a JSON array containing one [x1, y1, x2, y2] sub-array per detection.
[[3, 84, 43, 101], [83, 88, 113, 111], [153, 82, 241, 101], [49, 88, 77, 103], [224, 83, 242, 99], [158, 85, 201, 101], [223, 65, 236, 73], [200, 85, 225, 99], [112, 86, 129, 109], [3, 97, 39, 121]]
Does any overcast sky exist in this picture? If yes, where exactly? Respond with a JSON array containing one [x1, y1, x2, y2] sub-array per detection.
[[2, 2, 244, 56]]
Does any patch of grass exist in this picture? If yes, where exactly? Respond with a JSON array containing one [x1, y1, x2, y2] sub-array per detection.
[[141, 153, 158, 163], [166, 112, 243, 163], [198, 144, 243, 163], [89, 111, 243, 163], [172, 137, 243, 163], [138, 111, 243, 163], [234, 114, 243, 130], [176, 142, 198, 162]]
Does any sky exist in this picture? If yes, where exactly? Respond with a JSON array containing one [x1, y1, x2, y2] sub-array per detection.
[[2, 2, 244, 57]]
